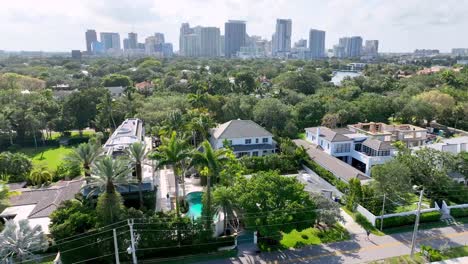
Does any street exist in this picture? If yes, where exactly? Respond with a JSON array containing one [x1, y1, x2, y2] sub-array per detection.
[[198, 224, 468, 264]]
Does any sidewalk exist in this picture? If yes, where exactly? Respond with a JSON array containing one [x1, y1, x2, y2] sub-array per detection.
[[340, 208, 367, 236], [199, 224, 468, 264]]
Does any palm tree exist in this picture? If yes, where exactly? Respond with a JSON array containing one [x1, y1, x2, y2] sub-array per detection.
[[151, 131, 190, 217], [191, 141, 228, 228], [66, 143, 102, 181], [88, 156, 133, 224], [88, 156, 133, 195], [127, 142, 149, 209], [188, 114, 214, 145], [213, 186, 239, 235], [0, 220, 48, 263], [28, 167, 52, 186]]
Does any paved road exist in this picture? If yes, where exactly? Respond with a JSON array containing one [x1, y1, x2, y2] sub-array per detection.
[[198, 224, 468, 264]]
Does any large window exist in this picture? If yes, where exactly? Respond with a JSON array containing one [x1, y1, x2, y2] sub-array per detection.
[[262, 138, 269, 143], [255, 138, 259, 144], [245, 139, 252, 144], [335, 143, 351, 153]]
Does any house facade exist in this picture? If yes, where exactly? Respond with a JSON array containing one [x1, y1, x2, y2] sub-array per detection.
[[210, 120, 276, 158], [305, 126, 396, 175], [348, 122, 427, 147]]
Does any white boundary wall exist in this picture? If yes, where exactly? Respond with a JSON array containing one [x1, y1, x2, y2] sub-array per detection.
[[356, 203, 440, 227]]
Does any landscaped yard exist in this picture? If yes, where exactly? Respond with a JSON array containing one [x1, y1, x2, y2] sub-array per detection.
[[280, 224, 350, 248], [19, 146, 73, 170]]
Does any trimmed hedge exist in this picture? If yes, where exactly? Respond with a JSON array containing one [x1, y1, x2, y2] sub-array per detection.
[[304, 159, 348, 193], [450, 207, 468, 218], [375, 211, 442, 229], [241, 154, 301, 174]]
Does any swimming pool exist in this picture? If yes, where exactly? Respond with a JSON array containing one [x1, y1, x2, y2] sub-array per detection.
[[186, 192, 203, 219]]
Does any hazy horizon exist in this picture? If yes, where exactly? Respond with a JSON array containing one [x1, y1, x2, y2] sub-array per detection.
[[1, 0, 466, 53]]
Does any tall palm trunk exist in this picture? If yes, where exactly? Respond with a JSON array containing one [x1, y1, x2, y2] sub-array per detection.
[[205, 175, 212, 229], [136, 161, 144, 208], [173, 166, 180, 217]]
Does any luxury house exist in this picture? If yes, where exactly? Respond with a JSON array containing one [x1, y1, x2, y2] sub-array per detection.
[[210, 119, 276, 158], [305, 126, 394, 175], [0, 179, 84, 234]]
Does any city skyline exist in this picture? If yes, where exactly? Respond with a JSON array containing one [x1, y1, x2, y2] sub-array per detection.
[[1, 0, 468, 52]]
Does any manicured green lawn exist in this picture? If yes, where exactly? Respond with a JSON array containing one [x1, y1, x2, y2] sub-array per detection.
[[19, 146, 73, 170], [280, 224, 350, 248]]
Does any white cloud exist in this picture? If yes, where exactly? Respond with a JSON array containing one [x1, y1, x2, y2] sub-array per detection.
[[0, 0, 467, 52]]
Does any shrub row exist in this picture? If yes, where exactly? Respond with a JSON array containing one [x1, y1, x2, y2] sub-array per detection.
[[304, 159, 348, 193], [375, 211, 442, 229], [241, 154, 301, 174], [450, 207, 468, 218]]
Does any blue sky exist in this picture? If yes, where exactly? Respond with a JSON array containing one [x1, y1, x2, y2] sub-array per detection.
[[0, 0, 466, 52]]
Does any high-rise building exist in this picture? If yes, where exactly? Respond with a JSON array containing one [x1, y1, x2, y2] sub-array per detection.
[[145, 36, 157, 54], [183, 34, 200, 57], [224, 20, 246, 58], [179, 23, 193, 56], [294, 39, 307, 49], [127, 32, 138, 49], [71, 50, 82, 60], [200, 27, 220, 57], [85, 30, 97, 54], [333, 45, 345, 58], [364, 40, 379, 57], [272, 19, 292, 56], [309, 29, 326, 59], [100, 32, 121, 51], [154, 33, 165, 44], [348, 36, 363, 57], [337, 36, 362, 58], [220, 35, 225, 56]]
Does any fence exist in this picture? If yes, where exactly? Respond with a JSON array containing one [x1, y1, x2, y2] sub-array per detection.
[[356, 203, 440, 226], [442, 201, 468, 215]]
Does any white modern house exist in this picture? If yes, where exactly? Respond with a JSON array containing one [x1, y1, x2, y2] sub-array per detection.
[[305, 126, 396, 175], [210, 119, 276, 158], [412, 136, 468, 154]]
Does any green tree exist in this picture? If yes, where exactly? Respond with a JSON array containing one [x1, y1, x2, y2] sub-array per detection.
[[233, 171, 316, 238], [0, 220, 48, 263], [234, 72, 257, 94], [275, 70, 322, 95], [66, 143, 102, 180], [346, 178, 363, 211], [191, 141, 228, 227], [126, 142, 149, 208], [151, 132, 190, 217], [88, 156, 133, 224], [371, 159, 413, 198], [293, 97, 326, 129], [253, 98, 293, 136], [28, 167, 52, 186], [101, 74, 132, 88], [0, 152, 33, 182], [49, 200, 97, 240], [212, 186, 238, 235]]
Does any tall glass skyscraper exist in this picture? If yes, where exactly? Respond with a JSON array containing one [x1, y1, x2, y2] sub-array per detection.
[[224, 20, 246, 58], [309, 29, 326, 59]]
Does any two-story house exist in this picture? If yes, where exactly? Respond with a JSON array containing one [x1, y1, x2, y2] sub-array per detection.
[[305, 126, 395, 175], [210, 119, 276, 158]]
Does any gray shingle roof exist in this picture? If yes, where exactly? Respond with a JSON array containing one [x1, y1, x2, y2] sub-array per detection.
[[362, 139, 394, 151], [293, 139, 370, 182], [8, 179, 84, 218], [212, 120, 273, 139], [305, 127, 352, 142]]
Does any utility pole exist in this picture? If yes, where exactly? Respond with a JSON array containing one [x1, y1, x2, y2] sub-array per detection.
[[380, 194, 386, 231], [410, 189, 424, 258], [128, 219, 138, 264], [113, 229, 120, 264]]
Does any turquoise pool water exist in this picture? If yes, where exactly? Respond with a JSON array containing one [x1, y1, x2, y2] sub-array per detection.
[[186, 192, 203, 219]]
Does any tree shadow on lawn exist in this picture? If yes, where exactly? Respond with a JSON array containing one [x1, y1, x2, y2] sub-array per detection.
[[260, 239, 362, 263]]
